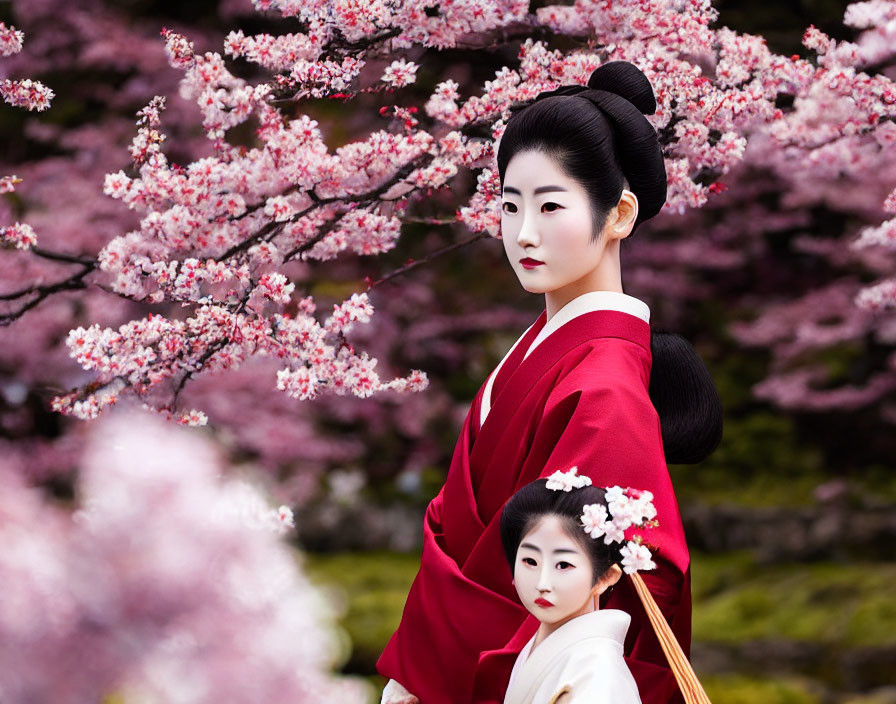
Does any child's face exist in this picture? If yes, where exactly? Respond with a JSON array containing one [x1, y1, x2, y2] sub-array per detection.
[[513, 514, 598, 634]]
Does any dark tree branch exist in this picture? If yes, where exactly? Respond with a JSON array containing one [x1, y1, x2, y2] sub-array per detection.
[[172, 336, 232, 406], [223, 153, 431, 262], [778, 115, 895, 151], [367, 231, 491, 289], [0, 265, 93, 326], [31, 246, 96, 266]]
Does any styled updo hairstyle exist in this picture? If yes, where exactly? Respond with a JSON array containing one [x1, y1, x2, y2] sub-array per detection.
[[497, 60, 667, 239], [497, 61, 723, 465], [500, 479, 623, 585]]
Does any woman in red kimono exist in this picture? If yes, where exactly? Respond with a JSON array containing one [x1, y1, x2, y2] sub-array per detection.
[[378, 60, 722, 704]]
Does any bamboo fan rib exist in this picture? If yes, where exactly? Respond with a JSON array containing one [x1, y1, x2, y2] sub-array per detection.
[[630, 572, 712, 704]]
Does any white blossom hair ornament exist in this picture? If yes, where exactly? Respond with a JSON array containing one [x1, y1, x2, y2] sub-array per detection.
[[544, 466, 593, 492], [579, 484, 658, 575]]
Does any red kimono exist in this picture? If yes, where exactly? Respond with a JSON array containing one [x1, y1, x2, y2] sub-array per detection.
[[377, 307, 691, 704]]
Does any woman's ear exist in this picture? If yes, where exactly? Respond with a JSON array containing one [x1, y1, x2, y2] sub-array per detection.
[[590, 563, 623, 597], [608, 189, 638, 241]]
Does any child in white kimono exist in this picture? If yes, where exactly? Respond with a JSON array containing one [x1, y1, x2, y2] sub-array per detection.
[[499, 468, 658, 704]]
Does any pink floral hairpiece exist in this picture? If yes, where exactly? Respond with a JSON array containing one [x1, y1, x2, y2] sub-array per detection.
[[545, 468, 658, 575], [581, 486, 657, 574]]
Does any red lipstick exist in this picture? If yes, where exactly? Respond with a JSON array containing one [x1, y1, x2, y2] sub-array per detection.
[[534, 597, 553, 608], [520, 258, 544, 269]]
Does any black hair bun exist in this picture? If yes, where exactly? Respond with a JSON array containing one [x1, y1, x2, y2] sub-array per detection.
[[587, 61, 657, 116]]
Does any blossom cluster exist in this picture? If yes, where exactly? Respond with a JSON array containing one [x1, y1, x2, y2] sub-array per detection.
[[1, 24, 51, 256], [803, 0, 896, 70], [852, 187, 896, 311], [0, 174, 21, 193], [544, 465, 592, 491], [1, 77, 54, 112], [248, 0, 529, 51], [0, 22, 24, 57], [579, 485, 658, 574], [55, 288, 427, 419], [1, 222, 37, 250], [381, 59, 420, 89]]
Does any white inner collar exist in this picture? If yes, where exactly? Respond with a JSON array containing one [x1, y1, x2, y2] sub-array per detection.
[[525, 291, 650, 360], [479, 291, 650, 428]]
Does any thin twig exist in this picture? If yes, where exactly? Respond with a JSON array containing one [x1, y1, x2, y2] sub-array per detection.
[[367, 231, 491, 289], [0, 265, 93, 326], [31, 246, 96, 266]]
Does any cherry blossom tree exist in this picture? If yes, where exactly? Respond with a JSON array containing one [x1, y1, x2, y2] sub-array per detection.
[[3, 2, 896, 694], [2, 0, 896, 478]]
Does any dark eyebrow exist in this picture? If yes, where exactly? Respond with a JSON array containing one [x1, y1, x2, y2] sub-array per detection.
[[502, 185, 568, 196], [519, 543, 579, 555]]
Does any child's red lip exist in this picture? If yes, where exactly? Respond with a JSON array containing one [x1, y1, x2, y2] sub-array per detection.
[[534, 598, 553, 607]]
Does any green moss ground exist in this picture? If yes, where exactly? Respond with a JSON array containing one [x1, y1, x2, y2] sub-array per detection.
[[305, 551, 896, 702], [692, 554, 896, 647], [701, 675, 820, 704]]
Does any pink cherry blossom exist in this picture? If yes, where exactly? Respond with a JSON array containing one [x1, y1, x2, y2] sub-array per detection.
[[545, 466, 592, 492], [0, 78, 53, 111], [0, 174, 21, 193], [620, 540, 657, 575], [0, 22, 24, 57], [1, 222, 37, 250], [580, 502, 610, 539], [2, 0, 896, 439], [382, 59, 420, 88]]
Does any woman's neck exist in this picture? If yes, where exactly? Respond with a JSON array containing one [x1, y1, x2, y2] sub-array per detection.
[[544, 277, 624, 322], [544, 243, 624, 322]]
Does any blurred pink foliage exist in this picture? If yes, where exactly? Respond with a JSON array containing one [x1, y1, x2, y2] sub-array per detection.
[[0, 411, 365, 703]]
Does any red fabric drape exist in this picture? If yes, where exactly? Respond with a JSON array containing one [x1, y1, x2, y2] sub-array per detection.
[[378, 311, 690, 704]]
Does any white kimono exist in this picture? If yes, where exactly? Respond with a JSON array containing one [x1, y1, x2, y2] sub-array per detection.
[[503, 609, 642, 704]]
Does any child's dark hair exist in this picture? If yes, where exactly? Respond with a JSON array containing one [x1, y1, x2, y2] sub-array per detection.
[[497, 61, 723, 465], [500, 479, 623, 584]]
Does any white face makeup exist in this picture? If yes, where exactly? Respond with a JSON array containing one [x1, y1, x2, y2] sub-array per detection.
[[500, 150, 636, 317], [501, 151, 606, 294], [513, 514, 599, 637]]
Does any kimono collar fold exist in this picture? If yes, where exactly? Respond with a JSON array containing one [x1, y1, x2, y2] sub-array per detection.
[[481, 291, 650, 428], [526, 291, 650, 361], [505, 609, 631, 702], [531, 608, 629, 658]]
